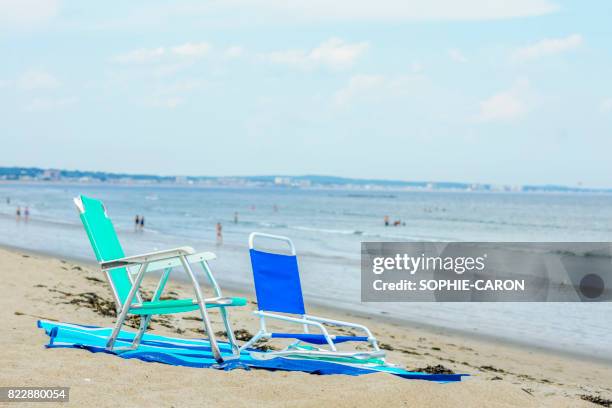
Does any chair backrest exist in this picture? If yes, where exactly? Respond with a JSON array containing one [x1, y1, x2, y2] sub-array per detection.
[[249, 233, 306, 315], [74, 195, 133, 305]]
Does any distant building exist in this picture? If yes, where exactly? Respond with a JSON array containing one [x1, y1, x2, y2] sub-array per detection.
[[274, 177, 291, 186], [42, 169, 61, 181]]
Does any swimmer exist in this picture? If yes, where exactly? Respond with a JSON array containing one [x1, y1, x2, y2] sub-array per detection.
[[216, 222, 223, 245]]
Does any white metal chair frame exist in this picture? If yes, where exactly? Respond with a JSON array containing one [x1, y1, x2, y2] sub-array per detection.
[[240, 232, 385, 361], [74, 197, 239, 363]]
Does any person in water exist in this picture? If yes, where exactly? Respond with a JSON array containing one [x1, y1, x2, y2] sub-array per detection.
[[16, 206, 21, 220], [216, 222, 223, 245], [134, 215, 140, 231], [384, 215, 389, 226], [24, 206, 30, 221], [139, 215, 145, 230]]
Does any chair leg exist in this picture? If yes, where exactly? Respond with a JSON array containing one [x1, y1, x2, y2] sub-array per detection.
[[129, 267, 171, 350], [107, 262, 148, 351], [107, 310, 128, 350], [239, 331, 266, 351], [130, 315, 151, 349], [180, 256, 224, 363], [219, 307, 240, 356], [198, 261, 239, 356]]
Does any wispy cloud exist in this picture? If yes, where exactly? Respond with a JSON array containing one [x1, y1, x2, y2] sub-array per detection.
[[114, 47, 165, 63], [146, 96, 183, 109], [334, 74, 385, 106], [251, 0, 559, 22], [448, 49, 468, 63], [265, 38, 369, 70], [142, 79, 207, 109], [24, 96, 78, 112], [114, 42, 211, 63], [0, 0, 59, 29], [97, 0, 559, 31], [171, 42, 211, 57], [513, 34, 583, 61], [334, 72, 423, 106], [16, 69, 60, 90], [224, 46, 244, 59], [601, 98, 612, 113], [477, 79, 531, 122]]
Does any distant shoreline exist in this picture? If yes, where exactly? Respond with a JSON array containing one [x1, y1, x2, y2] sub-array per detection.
[[2, 166, 611, 193], [2, 179, 612, 195]]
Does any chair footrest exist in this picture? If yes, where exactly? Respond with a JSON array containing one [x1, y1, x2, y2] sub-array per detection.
[[271, 333, 369, 345], [250, 349, 386, 361]]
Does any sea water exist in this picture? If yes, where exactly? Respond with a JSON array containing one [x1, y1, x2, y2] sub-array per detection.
[[0, 183, 610, 360]]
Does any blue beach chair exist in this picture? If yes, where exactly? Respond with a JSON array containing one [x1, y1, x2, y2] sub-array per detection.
[[240, 232, 385, 361], [73, 195, 247, 363]]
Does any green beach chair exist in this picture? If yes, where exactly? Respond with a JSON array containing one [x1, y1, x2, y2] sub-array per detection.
[[73, 195, 246, 362]]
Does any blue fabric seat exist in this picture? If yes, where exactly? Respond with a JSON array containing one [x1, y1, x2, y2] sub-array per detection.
[[250, 249, 305, 314]]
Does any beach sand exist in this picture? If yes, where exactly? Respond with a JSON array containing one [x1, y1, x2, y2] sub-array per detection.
[[1, 246, 611, 407]]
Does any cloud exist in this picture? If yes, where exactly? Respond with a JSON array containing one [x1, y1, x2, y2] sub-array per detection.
[[124, 0, 559, 28], [256, 0, 559, 21], [266, 38, 369, 70], [171, 42, 210, 57], [158, 78, 207, 94], [448, 49, 468, 63], [24, 96, 77, 111], [334, 74, 385, 106], [408, 62, 424, 74], [477, 79, 531, 122], [16, 69, 60, 90], [145, 79, 208, 108], [114, 47, 165, 63], [224, 46, 244, 59], [334, 72, 423, 106], [513, 34, 582, 61], [0, 0, 59, 28], [601, 98, 612, 114], [147, 96, 183, 109], [114, 42, 211, 63]]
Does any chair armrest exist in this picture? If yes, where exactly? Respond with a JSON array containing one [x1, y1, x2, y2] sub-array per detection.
[[303, 314, 375, 339], [125, 251, 217, 274], [254, 310, 335, 346], [100, 246, 195, 271]]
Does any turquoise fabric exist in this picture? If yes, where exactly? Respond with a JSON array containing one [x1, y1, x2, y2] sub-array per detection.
[[77, 195, 248, 316], [78, 195, 133, 304], [128, 297, 248, 315]]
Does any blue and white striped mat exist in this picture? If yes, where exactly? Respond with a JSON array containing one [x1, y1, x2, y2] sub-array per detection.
[[37, 320, 467, 382]]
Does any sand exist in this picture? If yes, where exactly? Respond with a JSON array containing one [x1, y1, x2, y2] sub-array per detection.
[[1, 246, 611, 407]]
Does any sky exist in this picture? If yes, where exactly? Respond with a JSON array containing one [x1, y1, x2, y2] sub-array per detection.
[[1, 0, 611, 186]]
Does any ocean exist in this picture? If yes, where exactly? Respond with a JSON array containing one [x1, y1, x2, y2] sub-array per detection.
[[1, 183, 611, 360]]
